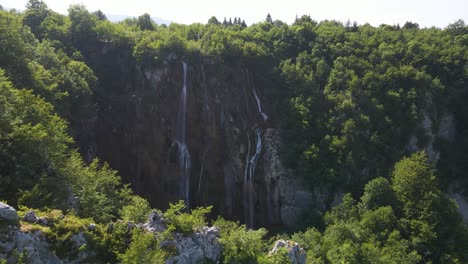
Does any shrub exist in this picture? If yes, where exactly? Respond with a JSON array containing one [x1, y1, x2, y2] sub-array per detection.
[[119, 195, 151, 223], [164, 200, 212, 235]]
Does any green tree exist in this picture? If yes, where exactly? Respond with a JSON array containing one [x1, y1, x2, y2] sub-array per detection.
[[137, 13, 154, 31], [68, 4, 97, 51], [23, 0, 51, 39], [207, 16, 220, 25]]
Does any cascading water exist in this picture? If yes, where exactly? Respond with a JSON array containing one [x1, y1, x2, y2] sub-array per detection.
[[201, 64, 211, 122], [248, 129, 262, 228], [197, 148, 208, 203], [243, 134, 251, 225], [252, 87, 268, 123], [174, 61, 191, 209]]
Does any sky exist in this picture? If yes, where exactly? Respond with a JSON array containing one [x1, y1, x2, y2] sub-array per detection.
[[2, 0, 467, 28]]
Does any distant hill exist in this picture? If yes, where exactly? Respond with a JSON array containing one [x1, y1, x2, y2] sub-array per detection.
[[3, 5, 172, 26], [107, 14, 172, 25]]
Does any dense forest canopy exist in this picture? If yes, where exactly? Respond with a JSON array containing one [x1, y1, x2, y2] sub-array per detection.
[[0, 0, 467, 263]]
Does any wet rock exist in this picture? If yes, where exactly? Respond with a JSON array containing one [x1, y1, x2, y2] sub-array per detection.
[[269, 240, 306, 264]]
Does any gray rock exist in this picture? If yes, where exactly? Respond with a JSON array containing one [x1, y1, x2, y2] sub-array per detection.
[[37, 217, 48, 226], [0, 202, 17, 223], [448, 183, 468, 222], [14, 231, 63, 264], [294, 191, 313, 208], [88, 223, 97, 231], [437, 113, 455, 141], [70, 232, 86, 248], [269, 240, 306, 264], [164, 226, 221, 264], [143, 211, 167, 233], [23, 211, 38, 223]]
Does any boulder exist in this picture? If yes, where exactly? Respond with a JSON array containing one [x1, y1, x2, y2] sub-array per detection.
[[37, 217, 48, 226], [23, 211, 38, 223], [0, 202, 18, 223], [269, 240, 306, 264]]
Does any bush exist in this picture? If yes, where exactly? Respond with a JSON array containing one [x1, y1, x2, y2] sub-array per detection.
[[119, 195, 151, 223], [118, 229, 162, 264], [213, 217, 268, 263], [164, 200, 212, 235]]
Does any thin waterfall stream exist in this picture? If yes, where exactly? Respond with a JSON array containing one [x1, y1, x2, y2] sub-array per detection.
[[175, 61, 191, 209], [248, 129, 262, 228]]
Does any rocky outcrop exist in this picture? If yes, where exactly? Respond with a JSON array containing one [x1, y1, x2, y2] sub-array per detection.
[[143, 211, 167, 233], [269, 240, 306, 264], [0, 204, 62, 264], [0, 202, 17, 223], [143, 210, 221, 263], [407, 112, 456, 164], [164, 227, 221, 264]]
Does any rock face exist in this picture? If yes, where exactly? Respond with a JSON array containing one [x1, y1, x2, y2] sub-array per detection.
[[77, 48, 288, 228], [262, 128, 314, 229], [164, 227, 221, 264], [269, 240, 306, 264], [448, 183, 468, 222], [0, 202, 18, 223]]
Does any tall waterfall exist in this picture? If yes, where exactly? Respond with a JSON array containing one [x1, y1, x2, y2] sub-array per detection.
[[243, 134, 251, 225], [243, 129, 262, 228], [175, 61, 191, 209], [252, 87, 268, 123], [249, 129, 262, 228]]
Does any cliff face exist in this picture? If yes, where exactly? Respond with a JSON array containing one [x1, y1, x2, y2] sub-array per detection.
[[74, 44, 301, 228], [73, 44, 467, 229]]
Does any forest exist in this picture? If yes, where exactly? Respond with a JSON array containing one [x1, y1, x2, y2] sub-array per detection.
[[0, 0, 468, 263]]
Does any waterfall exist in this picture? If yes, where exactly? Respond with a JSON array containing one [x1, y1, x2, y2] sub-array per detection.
[[175, 61, 191, 209], [197, 148, 208, 203], [243, 129, 262, 228], [252, 87, 268, 123], [201, 64, 210, 122], [243, 134, 251, 225]]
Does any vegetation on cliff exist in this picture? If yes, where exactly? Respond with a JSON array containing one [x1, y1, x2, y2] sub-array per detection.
[[0, 0, 467, 262]]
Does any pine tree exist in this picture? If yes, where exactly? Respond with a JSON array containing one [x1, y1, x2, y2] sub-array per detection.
[[266, 13, 273, 24]]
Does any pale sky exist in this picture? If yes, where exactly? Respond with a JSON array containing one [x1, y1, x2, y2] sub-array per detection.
[[2, 0, 467, 28]]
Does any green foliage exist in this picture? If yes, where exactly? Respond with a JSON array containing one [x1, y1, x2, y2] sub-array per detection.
[[258, 247, 291, 264], [1, 5, 467, 263], [391, 152, 438, 220], [118, 229, 161, 264], [164, 200, 212, 235], [214, 217, 268, 263], [119, 195, 152, 223], [63, 153, 135, 223], [360, 177, 396, 211]]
